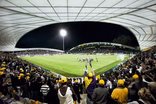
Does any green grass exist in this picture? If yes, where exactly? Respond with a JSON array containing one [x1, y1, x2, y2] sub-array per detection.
[[20, 54, 127, 77]]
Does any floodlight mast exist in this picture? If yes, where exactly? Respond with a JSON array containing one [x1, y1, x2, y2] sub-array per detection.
[[60, 29, 67, 52]]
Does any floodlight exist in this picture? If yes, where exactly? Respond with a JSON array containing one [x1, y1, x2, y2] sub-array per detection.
[[60, 29, 67, 37], [59, 29, 67, 52]]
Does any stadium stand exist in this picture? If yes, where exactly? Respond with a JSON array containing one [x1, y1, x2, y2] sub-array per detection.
[[68, 42, 139, 54], [0, 46, 156, 104], [3, 48, 63, 56]]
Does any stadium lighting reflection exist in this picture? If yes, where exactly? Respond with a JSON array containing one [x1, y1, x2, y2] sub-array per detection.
[[60, 29, 67, 52]]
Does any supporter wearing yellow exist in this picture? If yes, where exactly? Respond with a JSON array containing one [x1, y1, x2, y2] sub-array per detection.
[[0, 67, 6, 71], [84, 72, 93, 89], [0, 67, 5, 76], [1, 62, 6, 67], [132, 74, 139, 79], [84, 72, 96, 104], [0, 71, 4, 76], [111, 79, 128, 104]]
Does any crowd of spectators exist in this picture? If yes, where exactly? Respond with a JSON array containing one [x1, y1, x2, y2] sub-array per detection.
[[0, 53, 60, 104], [7, 49, 61, 56], [68, 43, 139, 54], [82, 46, 156, 104], [0, 46, 156, 104]]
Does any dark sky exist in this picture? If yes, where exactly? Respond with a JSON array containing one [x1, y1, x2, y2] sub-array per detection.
[[16, 21, 139, 51]]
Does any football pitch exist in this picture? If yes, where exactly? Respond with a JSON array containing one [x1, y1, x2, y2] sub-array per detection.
[[20, 54, 127, 77]]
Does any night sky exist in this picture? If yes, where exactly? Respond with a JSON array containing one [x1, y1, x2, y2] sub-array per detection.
[[16, 22, 139, 51]]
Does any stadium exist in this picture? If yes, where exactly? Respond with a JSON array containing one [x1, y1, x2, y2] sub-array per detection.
[[0, 0, 156, 104]]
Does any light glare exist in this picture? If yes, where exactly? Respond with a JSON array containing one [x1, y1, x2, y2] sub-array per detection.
[[60, 29, 67, 37]]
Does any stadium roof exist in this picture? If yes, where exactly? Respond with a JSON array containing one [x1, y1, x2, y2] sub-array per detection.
[[0, 0, 156, 51], [5, 48, 64, 52]]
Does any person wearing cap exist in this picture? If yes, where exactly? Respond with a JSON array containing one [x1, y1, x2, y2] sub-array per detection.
[[111, 79, 128, 104], [0, 71, 4, 76], [58, 77, 74, 104], [84, 72, 96, 104], [73, 79, 81, 104], [1, 61, 6, 67], [19, 68, 24, 73], [128, 74, 143, 102], [0, 67, 6, 71], [92, 79, 109, 104], [132, 74, 139, 79]]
